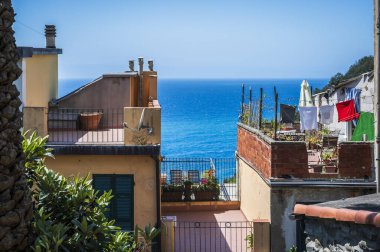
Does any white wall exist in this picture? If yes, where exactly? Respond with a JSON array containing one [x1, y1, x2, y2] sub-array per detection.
[[313, 73, 374, 141]]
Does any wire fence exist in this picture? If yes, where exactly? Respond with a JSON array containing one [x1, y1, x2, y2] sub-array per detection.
[[47, 108, 124, 144], [161, 158, 238, 201]]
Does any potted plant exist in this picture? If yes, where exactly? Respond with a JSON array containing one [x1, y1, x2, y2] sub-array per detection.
[[193, 175, 220, 201], [321, 151, 337, 173], [161, 184, 184, 202], [183, 180, 193, 201]]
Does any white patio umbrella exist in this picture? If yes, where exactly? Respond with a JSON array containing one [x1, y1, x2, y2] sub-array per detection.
[[299, 80, 313, 107]]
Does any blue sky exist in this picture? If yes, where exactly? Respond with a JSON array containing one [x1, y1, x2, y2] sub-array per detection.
[[13, 0, 373, 79]]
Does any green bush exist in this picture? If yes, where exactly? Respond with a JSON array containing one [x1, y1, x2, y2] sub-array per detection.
[[22, 131, 137, 251]]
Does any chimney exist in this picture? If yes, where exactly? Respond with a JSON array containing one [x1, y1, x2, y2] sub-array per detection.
[[138, 57, 144, 75], [129, 60, 135, 71], [148, 59, 154, 71], [45, 25, 56, 48]]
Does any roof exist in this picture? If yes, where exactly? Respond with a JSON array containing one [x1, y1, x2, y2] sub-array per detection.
[[333, 71, 374, 89], [18, 47, 62, 57], [293, 193, 380, 226], [51, 72, 138, 104]]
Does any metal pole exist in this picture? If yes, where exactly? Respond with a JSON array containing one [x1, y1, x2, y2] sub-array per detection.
[[259, 88, 263, 130], [249, 87, 252, 126], [274, 86, 278, 140], [374, 0, 380, 192], [241, 84, 245, 115]]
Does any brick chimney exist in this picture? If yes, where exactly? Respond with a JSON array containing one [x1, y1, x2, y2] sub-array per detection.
[[45, 25, 56, 48]]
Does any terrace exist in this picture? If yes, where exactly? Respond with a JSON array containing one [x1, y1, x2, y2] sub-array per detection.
[[47, 101, 161, 146], [160, 158, 240, 210]]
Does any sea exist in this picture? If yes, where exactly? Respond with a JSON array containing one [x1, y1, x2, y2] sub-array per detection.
[[59, 78, 328, 158]]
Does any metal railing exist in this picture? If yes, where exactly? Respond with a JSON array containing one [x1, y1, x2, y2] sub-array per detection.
[[162, 221, 254, 252], [47, 108, 124, 144], [161, 158, 239, 201]]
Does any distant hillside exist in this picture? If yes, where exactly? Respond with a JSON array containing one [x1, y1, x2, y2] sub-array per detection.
[[314, 56, 374, 94]]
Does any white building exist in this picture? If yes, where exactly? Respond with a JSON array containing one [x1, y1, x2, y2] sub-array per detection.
[[312, 71, 374, 141]]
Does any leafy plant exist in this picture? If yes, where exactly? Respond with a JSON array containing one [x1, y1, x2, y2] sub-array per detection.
[[22, 131, 137, 251], [245, 231, 254, 249], [135, 224, 161, 252], [286, 245, 297, 252], [162, 184, 184, 192]]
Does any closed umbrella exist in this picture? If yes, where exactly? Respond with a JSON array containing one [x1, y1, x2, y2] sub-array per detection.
[[299, 80, 313, 107]]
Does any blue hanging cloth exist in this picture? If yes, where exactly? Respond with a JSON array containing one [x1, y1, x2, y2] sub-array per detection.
[[345, 88, 361, 126]]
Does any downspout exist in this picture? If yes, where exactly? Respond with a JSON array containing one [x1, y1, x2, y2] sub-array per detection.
[[375, 0, 380, 192], [151, 155, 161, 251]]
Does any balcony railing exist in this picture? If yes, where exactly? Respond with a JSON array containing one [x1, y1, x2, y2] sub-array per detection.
[[161, 158, 238, 201], [48, 108, 124, 144]]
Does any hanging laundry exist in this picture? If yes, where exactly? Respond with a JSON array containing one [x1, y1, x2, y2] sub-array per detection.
[[351, 112, 374, 141], [345, 88, 361, 126], [345, 88, 361, 112], [299, 106, 318, 132], [319, 105, 334, 125], [280, 104, 296, 123], [336, 99, 360, 122]]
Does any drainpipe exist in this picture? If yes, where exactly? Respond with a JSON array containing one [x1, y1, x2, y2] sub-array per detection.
[[138, 57, 144, 107], [375, 0, 380, 192], [151, 155, 161, 250]]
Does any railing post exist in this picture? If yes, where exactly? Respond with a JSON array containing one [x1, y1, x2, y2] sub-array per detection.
[[259, 88, 263, 130]]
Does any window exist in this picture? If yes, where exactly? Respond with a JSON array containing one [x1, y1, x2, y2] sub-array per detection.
[[92, 174, 134, 231]]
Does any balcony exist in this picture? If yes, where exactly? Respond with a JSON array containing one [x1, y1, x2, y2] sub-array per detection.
[[47, 101, 161, 145], [160, 158, 239, 207]]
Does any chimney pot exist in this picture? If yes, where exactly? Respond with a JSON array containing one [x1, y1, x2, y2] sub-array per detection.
[[148, 59, 154, 71], [129, 60, 135, 71], [138, 57, 144, 75], [45, 24, 56, 48]]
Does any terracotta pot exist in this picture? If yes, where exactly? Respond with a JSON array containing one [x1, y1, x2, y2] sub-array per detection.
[[194, 191, 216, 201], [161, 191, 183, 202], [80, 112, 102, 130]]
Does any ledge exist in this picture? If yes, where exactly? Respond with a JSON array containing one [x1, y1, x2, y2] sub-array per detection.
[[162, 201, 240, 213], [18, 47, 62, 57], [46, 144, 160, 156]]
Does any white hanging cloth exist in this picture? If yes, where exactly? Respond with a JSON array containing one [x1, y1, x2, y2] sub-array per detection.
[[299, 106, 318, 131], [319, 105, 334, 125]]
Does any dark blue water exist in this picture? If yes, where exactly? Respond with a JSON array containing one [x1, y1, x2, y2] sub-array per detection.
[[59, 78, 327, 158]]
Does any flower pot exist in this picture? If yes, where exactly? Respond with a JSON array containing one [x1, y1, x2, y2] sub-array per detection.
[[324, 165, 337, 173], [161, 191, 183, 202], [194, 191, 216, 201], [80, 112, 102, 130]]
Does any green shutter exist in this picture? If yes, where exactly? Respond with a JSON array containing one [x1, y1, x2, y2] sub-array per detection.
[[114, 175, 134, 231], [92, 174, 134, 231], [92, 175, 113, 219]]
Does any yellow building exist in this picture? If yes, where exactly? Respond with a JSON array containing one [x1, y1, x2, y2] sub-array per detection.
[[18, 25, 161, 232]]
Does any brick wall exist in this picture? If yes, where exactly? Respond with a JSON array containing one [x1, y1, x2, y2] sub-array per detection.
[[237, 124, 308, 179], [237, 124, 272, 178], [338, 142, 373, 179], [271, 142, 308, 178], [237, 124, 374, 179]]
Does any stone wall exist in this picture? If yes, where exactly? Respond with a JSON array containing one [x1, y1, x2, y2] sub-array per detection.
[[304, 217, 380, 250], [338, 142, 373, 179], [270, 187, 375, 251]]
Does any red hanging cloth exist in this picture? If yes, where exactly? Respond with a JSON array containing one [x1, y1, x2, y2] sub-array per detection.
[[336, 99, 360, 122]]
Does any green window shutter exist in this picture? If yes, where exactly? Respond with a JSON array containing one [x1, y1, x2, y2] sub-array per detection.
[[92, 174, 134, 231], [92, 175, 113, 219], [114, 175, 134, 231]]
